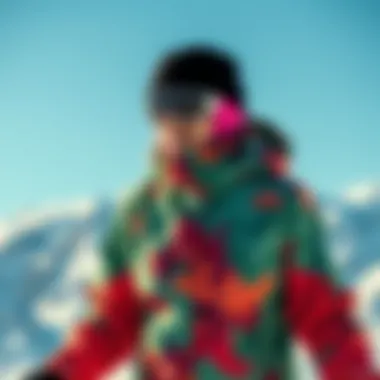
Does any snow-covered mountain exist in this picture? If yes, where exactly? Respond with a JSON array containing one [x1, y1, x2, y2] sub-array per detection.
[[0, 199, 118, 379], [0, 184, 379, 379]]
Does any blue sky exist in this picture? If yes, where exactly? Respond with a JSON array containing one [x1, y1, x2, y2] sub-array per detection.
[[0, 0, 379, 216]]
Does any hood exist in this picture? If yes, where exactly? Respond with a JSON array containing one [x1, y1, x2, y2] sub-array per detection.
[[157, 120, 291, 202], [253, 117, 291, 157]]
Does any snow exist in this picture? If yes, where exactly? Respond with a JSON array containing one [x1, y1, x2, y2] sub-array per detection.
[[356, 265, 380, 325], [1, 362, 33, 380], [323, 208, 341, 227], [35, 296, 82, 331], [344, 182, 380, 205], [331, 239, 353, 267], [0, 184, 380, 379], [0, 199, 96, 251], [4, 328, 28, 353]]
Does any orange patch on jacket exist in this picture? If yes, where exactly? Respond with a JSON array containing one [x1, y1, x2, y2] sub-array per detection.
[[254, 190, 282, 209], [218, 273, 275, 318], [198, 144, 223, 163], [175, 264, 216, 304], [176, 267, 275, 319]]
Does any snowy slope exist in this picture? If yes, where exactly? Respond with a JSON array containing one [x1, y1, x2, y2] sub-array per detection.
[[0, 199, 118, 379], [0, 184, 379, 379]]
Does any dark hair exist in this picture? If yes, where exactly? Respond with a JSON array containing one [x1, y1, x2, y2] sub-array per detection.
[[150, 45, 245, 105]]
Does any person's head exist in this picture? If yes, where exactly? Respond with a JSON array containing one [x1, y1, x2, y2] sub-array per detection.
[[148, 45, 247, 158]]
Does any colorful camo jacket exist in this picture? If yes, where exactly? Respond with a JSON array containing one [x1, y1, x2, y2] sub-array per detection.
[[49, 130, 375, 380], [100, 136, 330, 380]]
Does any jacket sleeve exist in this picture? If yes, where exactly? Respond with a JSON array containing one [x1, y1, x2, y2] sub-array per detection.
[[283, 186, 378, 380], [45, 190, 150, 380]]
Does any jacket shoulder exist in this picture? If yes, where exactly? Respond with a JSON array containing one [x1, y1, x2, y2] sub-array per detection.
[[288, 179, 317, 211], [259, 176, 317, 211], [101, 179, 158, 276], [118, 178, 157, 218]]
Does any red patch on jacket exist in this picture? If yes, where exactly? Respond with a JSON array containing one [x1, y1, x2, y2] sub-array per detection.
[[284, 269, 376, 379], [144, 296, 170, 313], [264, 371, 280, 380], [167, 159, 205, 197], [254, 190, 282, 209], [264, 151, 289, 177]]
